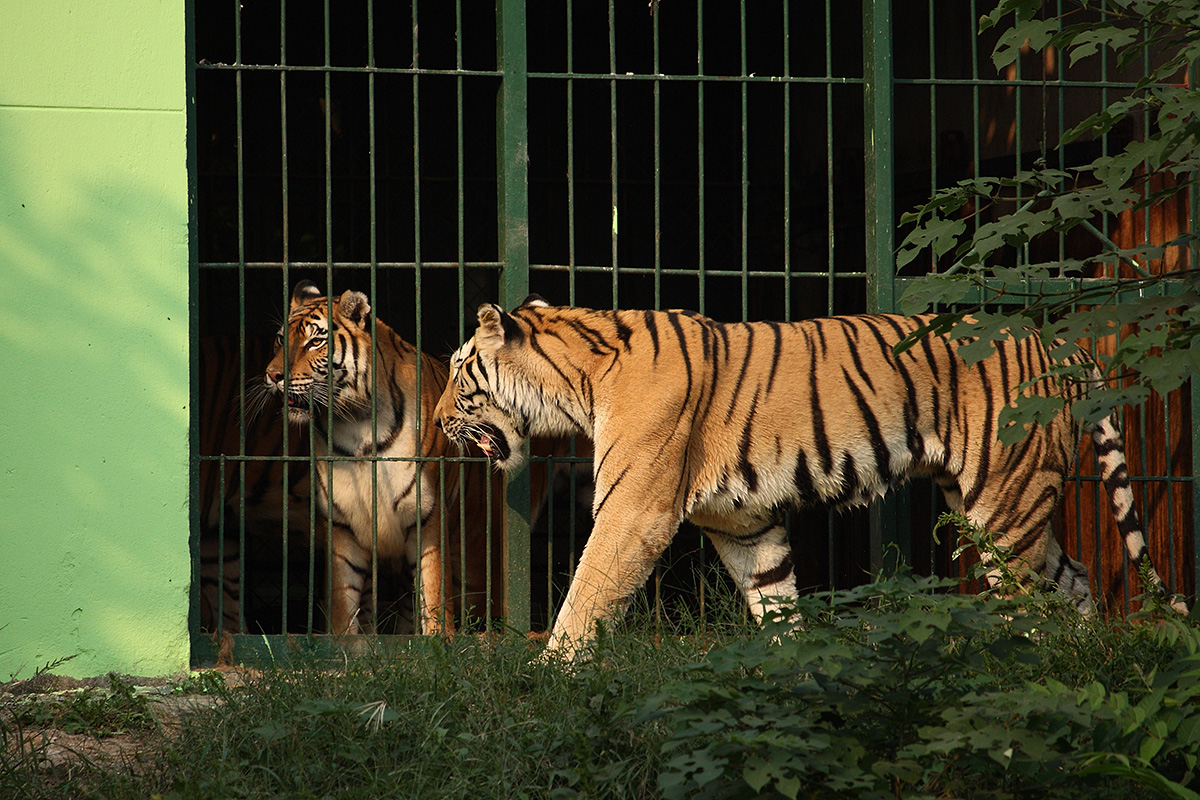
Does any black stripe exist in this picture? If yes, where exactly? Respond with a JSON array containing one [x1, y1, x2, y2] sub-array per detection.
[[725, 324, 756, 424], [827, 452, 860, 507], [842, 365, 893, 483], [564, 318, 617, 355], [811, 317, 828, 358], [667, 312, 695, 401], [614, 313, 634, 350], [832, 317, 875, 394], [793, 449, 819, 505], [752, 553, 796, 591], [917, 318, 940, 383], [873, 315, 924, 460], [737, 390, 760, 493], [804, 325, 833, 475], [527, 331, 577, 391], [499, 310, 524, 344], [765, 321, 784, 394], [963, 357, 995, 511], [593, 463, 633, 520], [644, 310, 661, 360]]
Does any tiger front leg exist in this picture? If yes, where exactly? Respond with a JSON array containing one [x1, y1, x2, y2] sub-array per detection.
[[412, 508, 455, 636], [546, 506, 683, 661], [329, 522, 372, 635]]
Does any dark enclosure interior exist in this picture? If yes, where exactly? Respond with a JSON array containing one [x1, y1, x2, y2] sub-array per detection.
[[193, 1, 1193, 645]]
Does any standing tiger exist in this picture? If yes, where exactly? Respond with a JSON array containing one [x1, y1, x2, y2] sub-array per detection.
[[434, 296, 1182, 660], [264, 280, 505, 635]]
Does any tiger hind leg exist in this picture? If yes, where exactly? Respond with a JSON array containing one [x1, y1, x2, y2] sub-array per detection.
[[944, 462, 1081, 605], [703, 522, 799, 626], [1041, 535, 1094, 613], [937, 474, 1094, 611]]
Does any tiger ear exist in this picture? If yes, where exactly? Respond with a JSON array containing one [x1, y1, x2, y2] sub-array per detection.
[[519, 293, 550, 309], [475, 303, 509, 351], [291, 280, 322, 310], [338, 290, 371, 330]]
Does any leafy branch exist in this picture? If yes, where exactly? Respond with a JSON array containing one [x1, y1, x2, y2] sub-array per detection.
[[897, 0, 1200, 432]]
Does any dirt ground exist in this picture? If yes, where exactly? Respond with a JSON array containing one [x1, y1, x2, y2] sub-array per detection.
[[1, 669, 253, 781]]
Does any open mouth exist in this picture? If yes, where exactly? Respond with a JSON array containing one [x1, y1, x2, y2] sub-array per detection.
[[474, 424, 511, 463]]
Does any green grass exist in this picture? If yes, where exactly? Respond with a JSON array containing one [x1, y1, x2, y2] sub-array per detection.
[[2, 571, 1198, 800]]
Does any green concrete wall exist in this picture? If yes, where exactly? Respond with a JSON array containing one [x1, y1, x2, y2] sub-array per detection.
[[0, 2, 191, 679]]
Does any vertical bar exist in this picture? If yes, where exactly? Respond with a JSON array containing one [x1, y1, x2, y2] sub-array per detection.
[[1193, 379, 1200, 599], [784, 0, 793, 319], [218, 459, 228, 632], [411, 0, 424, 630], [739, 0, 749, 321], [697, 3, 706, 314], [186, 0, 204, 660], [566, 0, 577, 305], [367, 0, 382, 632], [609, 0, 619, 308], [1163, 394, 1177, 586], [456, 0, 471, 629], [1191, 58, 1200, 599], [235, 0, 248, 634], [652, 1, 661, 309], [824, 0, 838, 586], [323, 0, 338, 635], [863, 0, 895, 316], [863, 0, 906, 570], [823, 0, 834, 316], [497, 0, 531, 632]]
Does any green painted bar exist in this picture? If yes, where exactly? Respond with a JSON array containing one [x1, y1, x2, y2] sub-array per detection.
[[1192, 65, 1200, 600], [862, 0, 907, 570], [186, 0, 205, 656], [496, 0, 532, 632]]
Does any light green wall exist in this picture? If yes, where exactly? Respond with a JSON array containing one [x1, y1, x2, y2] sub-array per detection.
[[0, 1, 191, 679]]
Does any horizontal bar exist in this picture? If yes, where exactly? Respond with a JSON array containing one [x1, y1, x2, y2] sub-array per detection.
[[198, 261, 504, 270], [198, 453, 595, 465], [530, 263, 869, 278], [895, 275, 1195, 303], [529, 71, 864, 85], [197, 62, 502, 78], [895, 77, 1150, 90]]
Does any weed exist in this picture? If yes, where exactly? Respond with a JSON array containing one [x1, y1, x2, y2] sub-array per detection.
[[2, 569, 1198, 799]]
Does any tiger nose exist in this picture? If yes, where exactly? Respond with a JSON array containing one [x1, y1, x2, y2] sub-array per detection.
[[267, 369, 284, 384]]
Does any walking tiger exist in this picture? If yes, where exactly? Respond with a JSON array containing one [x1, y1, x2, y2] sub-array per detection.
[[433, 296, 1184, 660]]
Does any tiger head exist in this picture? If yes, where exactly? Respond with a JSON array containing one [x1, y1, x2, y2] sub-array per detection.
[[265, 280, 373, 425], [434, 295, 560, 471]]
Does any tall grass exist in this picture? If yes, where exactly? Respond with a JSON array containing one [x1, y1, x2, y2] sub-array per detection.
[[2, 566, 1197, 800]]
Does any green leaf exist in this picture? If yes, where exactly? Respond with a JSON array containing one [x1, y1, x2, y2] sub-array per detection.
[[897, 216, 967, 269], [1066, 26, 1138, 66], [992, 18, 1059, 70], [898, 276, 971, 316]]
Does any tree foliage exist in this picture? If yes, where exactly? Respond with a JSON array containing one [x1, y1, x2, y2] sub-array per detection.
[[642, 570, 1200, 800], [897, 0, 1200, 438]]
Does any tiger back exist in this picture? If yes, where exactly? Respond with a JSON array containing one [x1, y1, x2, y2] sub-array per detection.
[[434, 298, 1184, 660]]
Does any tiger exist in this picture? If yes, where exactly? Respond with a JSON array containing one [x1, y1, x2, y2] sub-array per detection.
[[263, 280, 507, 635], [433, 296, 1184, 660]]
